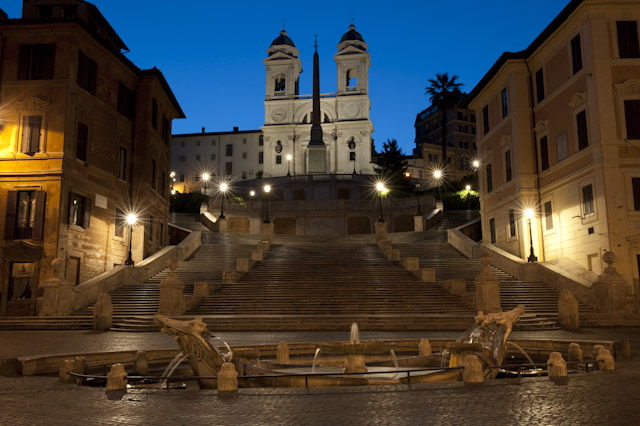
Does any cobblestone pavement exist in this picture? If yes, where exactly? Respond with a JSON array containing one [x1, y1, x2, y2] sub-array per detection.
[[2, 328, 640, 425]]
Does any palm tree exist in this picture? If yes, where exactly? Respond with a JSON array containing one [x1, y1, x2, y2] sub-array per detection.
[[425, 73, 463, 167]]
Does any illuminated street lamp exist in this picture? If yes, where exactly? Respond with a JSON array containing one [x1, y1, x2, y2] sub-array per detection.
[[472, 160, 480, 170], [433, 169, 443, 203], [202, 172, 210, 196], [376, 182, 385, 222], [286, 154, 292, 176], [250, 190, 255, 209], [219, 182, 228, 219], [465, 185, 472, 210], [525, 208, 538, 263], [263, 184, 271, 223], [124, 213, 137, 266]]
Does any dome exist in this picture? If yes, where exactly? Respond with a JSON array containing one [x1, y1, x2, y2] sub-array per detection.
[[270, 30, 295, 47], [340, 24, 365, 43]]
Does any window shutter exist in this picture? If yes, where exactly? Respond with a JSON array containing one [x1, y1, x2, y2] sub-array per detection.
[[17, 46, 28, 79], [4, 190, 18, 240], [32, 191, 46, 239], [83, 198, 91, 228], [68, 191, 74, 224]]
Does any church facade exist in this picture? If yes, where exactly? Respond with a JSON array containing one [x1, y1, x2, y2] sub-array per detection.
[[260, 25, 376, 177]]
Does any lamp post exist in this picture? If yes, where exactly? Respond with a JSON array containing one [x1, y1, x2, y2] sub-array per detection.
[[472, 160, 480, 170], [250, 190, 255, 209], [525, 208, 538, 263], [219, 182, 228, 219], [263, 184, 271, 223], [376, 182, 385, 222], [202, 172, 210, 196], [465, 184, 471, 210], [286, 154, 292, 177], [415, 183, 423, 216], [433, 170, 443, 203], [124, 213, 137, 266]]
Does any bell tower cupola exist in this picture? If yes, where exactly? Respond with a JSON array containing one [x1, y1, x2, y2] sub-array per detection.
[[264, 29, 302, 100]]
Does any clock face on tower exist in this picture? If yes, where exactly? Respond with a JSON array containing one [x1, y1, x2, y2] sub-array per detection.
[[271, 108, 286, 122]]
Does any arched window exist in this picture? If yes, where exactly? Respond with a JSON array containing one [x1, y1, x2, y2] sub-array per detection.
[[346, 68, 358, 91], [274, 73, 286, 94]]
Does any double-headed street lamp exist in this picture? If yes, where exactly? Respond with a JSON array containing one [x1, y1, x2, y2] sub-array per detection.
[[219, 182, 228, 219], [376, 182, 385, 222], [124, 213, 137, 266], [525, 208, 538, 263], [263, 184, 271, 223]]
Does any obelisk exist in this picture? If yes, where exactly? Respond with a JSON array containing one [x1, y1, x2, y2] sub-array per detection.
[[307, 36, 326, 173]]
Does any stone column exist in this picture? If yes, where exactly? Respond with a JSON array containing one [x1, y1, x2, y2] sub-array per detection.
[[557, 289, 580, 330], [473, 256, 502, 313], [592, 252, 637, 313], [158, 259, 185, 316], [375, 221, 388, 242]]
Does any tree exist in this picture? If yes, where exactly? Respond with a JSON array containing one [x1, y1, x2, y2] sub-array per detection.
[[374, 139, 411, 194], [425, 73, 463, 167]]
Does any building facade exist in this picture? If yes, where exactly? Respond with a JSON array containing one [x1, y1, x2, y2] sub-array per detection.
[[465, 0, 640, 289], [171, 128, 262, 194], [414, 103, 477, 182], [0, 0, 183, 315], [261, 25, 375, 177]]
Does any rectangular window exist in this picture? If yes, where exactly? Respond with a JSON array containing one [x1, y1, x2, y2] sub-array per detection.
[[582, 184, 595, 216], [258, 151, 264, 164], [482, 105, 490, 135], [148, 215, 154, 241], [489, 218, 496, 244], [544, 201, 554, 230], [6, 191, 36, 240], [151, 159, 156, 189], [536, 68, 545, 103], [151, 99, 158, 129], [18, 44, 55, 80], [225, 162, 233, 175], [624, 99, 640, 139], [486, 163, 493, 193], [210, 154, 216, 161], [508, 210, 516, 238], [242, 152, 247, 159], [577, 110, 589, 150], [68, 192, 90, 228], [21, 115, 42, 153], [617, 21, 640, 58], [118, 147, 126, 180], [179, 174, 185, 182], [556, 131, 568, 161], [114, 208, 125, 238], [37, 5, 53, 17], [117, 82, 135, 120], [76, 122, 88, 162], [505, 150, 512, 182], [350, 152, 356, 161], [178, 155, 186, 162], [195, 154, 201, 161], [259, 135, 264, 146], [62, 5, 78, 17], [571, 34, 583, 74], [212, 140, 216, 146], [540, 136, 549, 171], [276, 155, 282, 165], [226, 144, 233, 156], [501, 88, 508, 118], [77, 51, 97, 94], [632, 178, 640, 211]]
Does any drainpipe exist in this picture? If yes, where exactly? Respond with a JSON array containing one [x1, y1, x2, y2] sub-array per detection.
[[525, 60, 545, 261]]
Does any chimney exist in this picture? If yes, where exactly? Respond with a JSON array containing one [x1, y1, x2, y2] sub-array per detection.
[[233, 126, 239, 132], [202, 126, 205, 134]]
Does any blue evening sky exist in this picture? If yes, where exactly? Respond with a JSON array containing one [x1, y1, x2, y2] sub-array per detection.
[[4, 0, 569, 155]]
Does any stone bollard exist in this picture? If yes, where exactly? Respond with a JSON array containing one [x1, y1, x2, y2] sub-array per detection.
[[277, 341, 289, 364], [158, 259, 185, 315], [419, 338, 432, 356], [193, 282, 210, 298], [237, 258, 254, 273], [222, 270, 240, 283], [413, 215, 424, 232], [134, 351, 149, 376], [415, 268, 436, 283], [614, 340, 632, 358], [257, 240, 271, 252], [251, 249, 264, 261], [567, 343, 583, 362], [547, 352, 568, 378], [462, 355, 484, 384], [557, 289, 580, 330], [58, 359, 76, 383], [93, 293, 113, 331], [596, 348, 615, 371], [106, 363, 127, 391], [375, 221, 388, 242], [261, 223, 274, 242], [73, 356, 87, 375], [402, 257, 420, 272], [592, 344, 605, 361], [378, 239, 392, 252], [474, 256, 501, 313], [592, 252, 637, 314], [384, 249, 400, 261], [442, 279, 466, 295], [217, 363, 238, 392]]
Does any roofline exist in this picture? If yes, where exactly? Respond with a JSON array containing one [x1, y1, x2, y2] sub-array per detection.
[[84, 1, 128, 51], [463, 0, 584, 107], [141, 68, 185, 119], [172, 130, 263, 137]]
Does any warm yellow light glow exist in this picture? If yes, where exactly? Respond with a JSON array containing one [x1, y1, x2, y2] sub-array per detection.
[[202, 173, 210, 181], [250, 190, 255, 197], [404, 172, 411, 177], [170, 171, 176, 178], [126, 213, 137, 225], [171, 189, 176, 195], [433, 170, 442, 179], [376, 182, 385, 192], [472, 160, 480, 168], [286, 154, 292, 161], [264, 184, 271, 193], [465, 185, 471, 191], [220, 183, 228, 192], [524, 208, 534, 219]]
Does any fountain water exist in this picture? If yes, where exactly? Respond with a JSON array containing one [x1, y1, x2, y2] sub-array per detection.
[[311, 348, 322, 373]]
